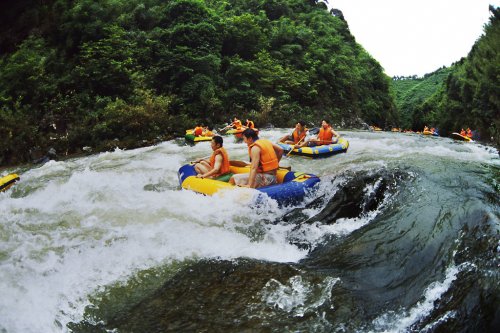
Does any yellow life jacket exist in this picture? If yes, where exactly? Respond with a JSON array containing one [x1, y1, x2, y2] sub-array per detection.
[[248, 139, 279, 173], [246, 120, 255, 129], [210, 147, 230, 176]]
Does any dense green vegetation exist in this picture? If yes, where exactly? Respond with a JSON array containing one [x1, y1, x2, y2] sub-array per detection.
[[392, 6, 499, 145], [0, 0, 397, 165], [392, 67, 453, 130]]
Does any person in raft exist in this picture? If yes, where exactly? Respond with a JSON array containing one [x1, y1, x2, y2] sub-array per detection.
[[193, 123, 204, 136], [229, 128, 284, 188], [221, 117, 243, 131], [245, 118, 255, 129], [202, 126, 215, 137], [279, 121, 308, 144], [193, 136, 230, 179], [295, 119, 339, 148]]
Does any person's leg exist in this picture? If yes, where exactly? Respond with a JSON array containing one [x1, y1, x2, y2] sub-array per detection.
[[194, 162, 211, 175], [255, 174, 277, 187], [229, 173, 249, 186]]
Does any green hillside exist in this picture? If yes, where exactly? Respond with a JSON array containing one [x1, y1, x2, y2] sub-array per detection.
[[392, 67, 453, 130], [0, 0, 397, 165]]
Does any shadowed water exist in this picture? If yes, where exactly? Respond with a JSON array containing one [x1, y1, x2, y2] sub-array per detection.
[[1, 130, 498, 333]]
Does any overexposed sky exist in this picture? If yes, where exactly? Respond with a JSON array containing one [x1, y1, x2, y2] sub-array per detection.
[[327, 0, 498, 77]]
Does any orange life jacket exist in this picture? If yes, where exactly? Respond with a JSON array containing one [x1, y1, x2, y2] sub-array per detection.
[[248, 139, 279, 173], [246, 120, 255, 129], [460, 129, 466, 136], [466, 129, 473, 138], [292, 128, 307, 143], [209, 147, 230, 176], [203, 130, 213, 137], [318, 126, 334, 144], [233, 120, 242, 130], [194, 126, 203, 136]]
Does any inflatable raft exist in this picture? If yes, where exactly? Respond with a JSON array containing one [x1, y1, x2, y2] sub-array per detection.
[[423, 130, 439, 136], [225, 128, 259, 139], [0, 174, 20, 192], [185, 130, 213, 143], [278, 137, 349, 159], [178, 161, 320, 205], [451, 132, 473, 142]]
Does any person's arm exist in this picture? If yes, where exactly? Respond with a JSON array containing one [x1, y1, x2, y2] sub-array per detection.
[[247, 146, 261, 188], [331, 128, 340, 138], [272, 142, 284, 162]]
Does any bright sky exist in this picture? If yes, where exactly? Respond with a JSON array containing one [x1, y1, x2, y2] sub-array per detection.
[[327, 0, 499, 77]]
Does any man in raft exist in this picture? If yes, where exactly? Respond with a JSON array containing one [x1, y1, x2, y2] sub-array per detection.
[[245, 118, 255, 129], [279, 121, 308, 145], [221, 117, 243, 131], [295, 119, 339, 148], [193, 136, 230, 179], [229, 128, 284, 188]]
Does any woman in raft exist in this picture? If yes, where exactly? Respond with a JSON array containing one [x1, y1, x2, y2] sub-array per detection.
[[192, 136, 230, 179], [279, 121, 308, 145], [295, 119, 339, 148]]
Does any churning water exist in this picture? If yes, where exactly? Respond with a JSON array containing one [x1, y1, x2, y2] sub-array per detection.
[[1, 129, 498, 333]]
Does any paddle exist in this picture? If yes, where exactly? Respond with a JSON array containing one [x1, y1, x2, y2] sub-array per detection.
[[286, 136, 305, 157]]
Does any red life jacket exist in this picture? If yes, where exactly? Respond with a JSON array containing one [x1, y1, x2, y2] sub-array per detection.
[[194, 126, 203, 136], [248, 139, 279, 173], [209, 147, 230, 176]]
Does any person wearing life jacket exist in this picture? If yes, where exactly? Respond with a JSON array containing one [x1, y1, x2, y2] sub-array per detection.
[[245, 119, 255, 129], [202, 126, 215, 137], [229, 128, 283, 188], [466, 128, 473, 138], [460, 128, 466, 136], [193, 124, 203, 137], [193, 136, 230, 179], [221, 117, 243, 131], [279, 121, 308, 144], [296, 120, 339, 147]]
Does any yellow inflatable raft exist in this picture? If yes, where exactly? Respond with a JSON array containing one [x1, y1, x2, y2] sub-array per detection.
[[178, 161, 320, 205], [0, 173, 20, 192]]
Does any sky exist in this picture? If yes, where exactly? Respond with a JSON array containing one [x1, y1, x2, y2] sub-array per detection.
[[327, 0, 499, 77]]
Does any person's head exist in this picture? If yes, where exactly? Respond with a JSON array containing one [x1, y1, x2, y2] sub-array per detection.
[[321, 119, 330, 128], [233, 117, 239, 121], [211, 136, 223, 150], [242, 128, 258, 146], [296, 121, 306, 130], [207, 126, 213, 131]]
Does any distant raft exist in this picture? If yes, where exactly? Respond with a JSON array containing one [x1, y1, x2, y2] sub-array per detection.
[[278, 137, 349, 159], [451, 132, 473, 142], [225, 128, 259, 139], [185, 130, 213, 143], [178, 161, 320, 206], [423, 130, 439, 136], [0, 174, 20, 192]]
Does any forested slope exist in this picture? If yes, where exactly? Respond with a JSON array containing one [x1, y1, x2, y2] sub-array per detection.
[[0, 0, 396, 165], [392, 6, 499, 145]]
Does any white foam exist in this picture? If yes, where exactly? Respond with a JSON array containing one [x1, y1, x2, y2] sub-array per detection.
[[1, 130, 498, 333]]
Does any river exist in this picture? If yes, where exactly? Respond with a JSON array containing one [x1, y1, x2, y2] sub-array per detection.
[[1, 129, 499, 333]]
